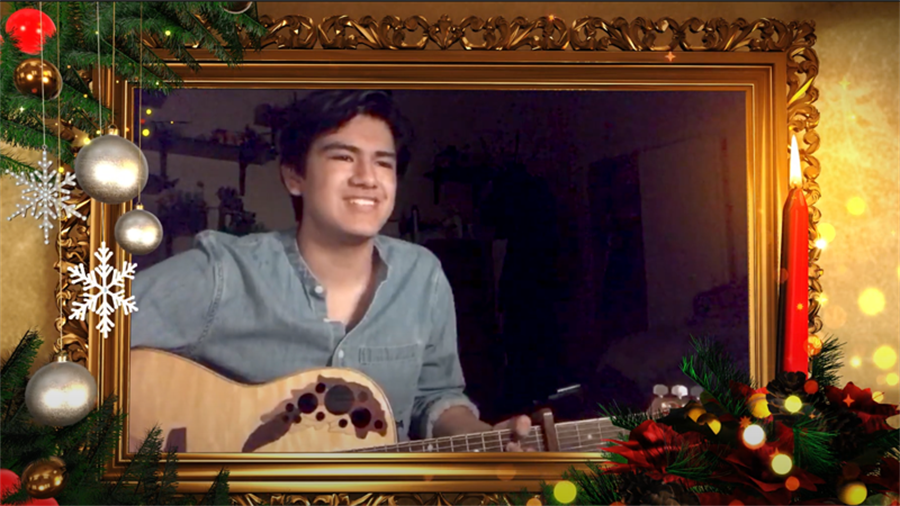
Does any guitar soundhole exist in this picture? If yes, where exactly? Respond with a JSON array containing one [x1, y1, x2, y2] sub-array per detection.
[[374, 420, 383, 430], [282, 414, 290, 423], [297, 393, 318, 414], [350, 408, 371, 428], [316, 382, 327, 393], [316, 412, 325, 421], [285, 403, 294, 412], [339, 418, 348, 428], [324, 385, 354, 415], [294, 415, 302, 424]]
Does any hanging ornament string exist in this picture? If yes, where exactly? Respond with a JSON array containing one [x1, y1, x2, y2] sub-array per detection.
[[111, 2, 116, 131], [96, 0, 104, 243], [39, 2, 46, 152], [56, 1, 64, 357], [137, 2, 143, 207]]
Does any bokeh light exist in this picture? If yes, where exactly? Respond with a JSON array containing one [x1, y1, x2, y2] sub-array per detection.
[[742, 424, 766, 449], [525, 498, 543, 506], [838, 482, 868, 506], [872, 391, 885, 403], [771, 454, 793, 475], [141, 128, 150, 137], [785, 476, 800, 492], [846, 196, 866, 215], [553, 480, 577, 504], [784, 395, 803, 413], [850, 356, 862, 368], [886, 373, 899, 386], [873, 346, 897, 370], [818, 222, 836, 243], [858, 288, 886, 315]]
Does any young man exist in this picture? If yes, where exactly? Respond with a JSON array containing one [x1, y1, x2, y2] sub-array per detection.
[[131, 90, 531, 450]]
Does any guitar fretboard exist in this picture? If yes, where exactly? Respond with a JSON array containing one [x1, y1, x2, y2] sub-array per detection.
[[350, 417, 625, 453]]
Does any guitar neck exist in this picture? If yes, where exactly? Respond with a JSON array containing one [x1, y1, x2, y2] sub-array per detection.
[[350, 417, 622, 453]]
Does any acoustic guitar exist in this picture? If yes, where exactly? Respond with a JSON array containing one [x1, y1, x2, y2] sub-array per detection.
[[128, 348, 625, 454]]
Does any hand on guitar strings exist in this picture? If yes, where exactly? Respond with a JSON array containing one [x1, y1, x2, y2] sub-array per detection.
[[493, 415, 535, 452]]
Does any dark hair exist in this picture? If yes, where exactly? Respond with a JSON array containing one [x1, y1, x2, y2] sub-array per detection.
[[277, 90, 412, 177]]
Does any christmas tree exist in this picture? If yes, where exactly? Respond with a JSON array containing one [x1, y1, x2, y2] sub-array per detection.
[[1, 1, 266, 176]]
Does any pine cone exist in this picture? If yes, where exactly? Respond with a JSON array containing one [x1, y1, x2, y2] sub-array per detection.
[[824, 407, 866, 459], [640, 483, 700, 506], [767, 371, 808, 395], [766, 372, 827, 416], [619, 472, 657, 505]]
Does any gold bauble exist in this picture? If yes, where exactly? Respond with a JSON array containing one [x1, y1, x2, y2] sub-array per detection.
[[697, 413, 722, 434], [114, 207, 163, 255], [838, 481, 868, 506], [21, 457, 66, 499], [686, 406, 706, 422], [14, 58, 62, 100], [223, 2, 253, 14], [748, 392, 771, 418], [808, 335, 823, 357]]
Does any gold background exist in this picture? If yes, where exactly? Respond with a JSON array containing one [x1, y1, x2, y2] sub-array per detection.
[[2, 2, 898, 406]]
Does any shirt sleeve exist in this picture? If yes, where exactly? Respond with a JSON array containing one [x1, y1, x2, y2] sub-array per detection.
[[130, 231, 221, 355], [410, 264, 480, 440]]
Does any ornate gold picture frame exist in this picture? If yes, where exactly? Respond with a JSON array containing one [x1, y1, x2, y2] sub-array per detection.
[[52, 11, 822, 504]]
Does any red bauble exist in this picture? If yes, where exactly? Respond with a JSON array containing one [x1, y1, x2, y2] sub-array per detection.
[[4, 8, 56, 55], [0, 469, 59, 506]]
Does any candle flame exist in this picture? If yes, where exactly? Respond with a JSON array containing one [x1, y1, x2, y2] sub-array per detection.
[[790, 135, 802, 187]]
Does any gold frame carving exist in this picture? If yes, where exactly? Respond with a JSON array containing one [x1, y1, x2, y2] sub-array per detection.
[[52, 13, 822, 503]]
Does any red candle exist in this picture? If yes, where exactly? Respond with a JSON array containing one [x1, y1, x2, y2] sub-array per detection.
[[778, 135, 810, 375]]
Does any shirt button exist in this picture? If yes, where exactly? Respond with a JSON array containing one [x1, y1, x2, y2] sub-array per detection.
[[337, 349, 345, 359], [314, 285, 324, 295]]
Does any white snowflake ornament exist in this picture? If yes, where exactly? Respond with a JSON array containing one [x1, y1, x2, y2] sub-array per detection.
[[68, 241, 139, 339], [6, 148, 85, 244]]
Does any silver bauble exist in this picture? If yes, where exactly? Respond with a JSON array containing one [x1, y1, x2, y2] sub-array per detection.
[[74, 134, 148, 204], [25, 355, 98, 427], [115, 207, 164, 255]]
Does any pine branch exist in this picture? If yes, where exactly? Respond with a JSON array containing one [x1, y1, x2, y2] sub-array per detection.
[[196, 468, 232, 506], [792, 421, 839, 475], [810, 334, 844, 388], [680, 336, 753, 418], [1, 330, 42, 413], [598, 401, 659, 432], [0, 153, 37, 176], [666, 443, 721, 483], [60, 396, 123, 504]]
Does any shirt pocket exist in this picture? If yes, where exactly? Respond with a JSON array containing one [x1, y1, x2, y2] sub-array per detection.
[[357, 342, 422, 425]]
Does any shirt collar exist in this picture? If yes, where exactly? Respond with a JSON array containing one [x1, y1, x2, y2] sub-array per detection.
[[277, 227, 391, 287]]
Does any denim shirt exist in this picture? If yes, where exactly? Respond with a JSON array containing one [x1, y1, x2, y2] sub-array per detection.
[[130, 228, 479, 443]]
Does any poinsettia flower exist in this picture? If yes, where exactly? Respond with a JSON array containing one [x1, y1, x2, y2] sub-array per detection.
[[859, 458, 900, 495], [730, 380, 759, 400], [824, 383, 899, 433], [718, 422, 824, 504], [602, 420, 717, 487]]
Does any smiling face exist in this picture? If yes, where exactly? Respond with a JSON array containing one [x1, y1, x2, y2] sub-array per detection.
[[282, 114, 398, 244]]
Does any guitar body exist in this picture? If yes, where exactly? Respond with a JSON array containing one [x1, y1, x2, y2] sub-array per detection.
[[128, 348, 398, 453]]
